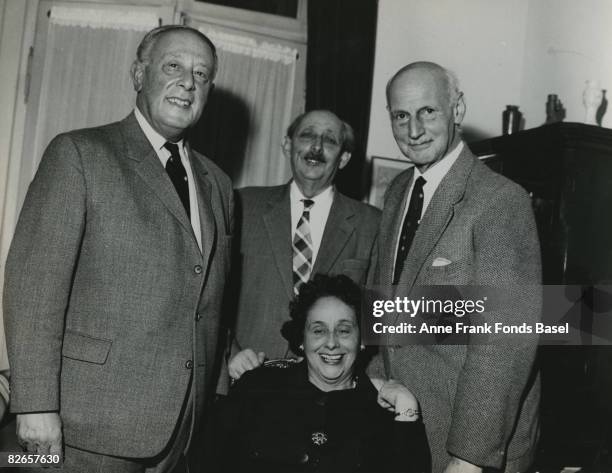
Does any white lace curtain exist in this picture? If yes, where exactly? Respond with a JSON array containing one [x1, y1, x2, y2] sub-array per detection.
[[31, 10, 300, 187], [29, 6, 158, 170], [196, 27, 299, 188]]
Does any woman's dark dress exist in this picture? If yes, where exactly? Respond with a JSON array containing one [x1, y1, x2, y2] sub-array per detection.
[[214, 362, 430, 472]]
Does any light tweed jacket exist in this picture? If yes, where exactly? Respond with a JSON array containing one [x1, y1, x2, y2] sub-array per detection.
[[369, 145, 542, 472], [4, 113, 233, 458]]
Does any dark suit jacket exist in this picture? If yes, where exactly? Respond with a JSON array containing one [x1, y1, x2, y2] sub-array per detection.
[[3, 113, 233, 458], [232, 184, 380, 359], [369, 145, 541, 472]]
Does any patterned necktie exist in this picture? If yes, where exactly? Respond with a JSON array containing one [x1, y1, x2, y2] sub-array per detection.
[[292, 199, 315, 295], [393, 176, 426, 284], [164, 142, 190, 218]]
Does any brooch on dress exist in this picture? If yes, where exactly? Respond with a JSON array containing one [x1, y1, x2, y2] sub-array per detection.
[[311, 431, 328, 446]]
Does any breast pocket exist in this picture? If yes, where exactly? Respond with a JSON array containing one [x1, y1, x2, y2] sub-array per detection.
[[424, 257, 473, 285]]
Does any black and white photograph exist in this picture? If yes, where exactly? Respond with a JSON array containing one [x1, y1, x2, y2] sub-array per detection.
[[0, 0, 611, 472]]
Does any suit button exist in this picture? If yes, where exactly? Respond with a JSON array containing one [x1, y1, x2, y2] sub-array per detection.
[[299, 453, 309, 464], [195, 313, 202, 321], [194, 265, 202, 274], [185, 360, 193, 369]]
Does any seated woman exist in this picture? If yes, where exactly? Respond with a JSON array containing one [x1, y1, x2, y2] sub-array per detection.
[[213, 274, 430, 472]]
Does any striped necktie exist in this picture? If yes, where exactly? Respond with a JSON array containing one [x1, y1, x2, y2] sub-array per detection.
[[292, 199, 315, 295]]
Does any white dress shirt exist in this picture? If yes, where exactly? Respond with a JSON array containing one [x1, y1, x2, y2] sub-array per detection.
[[134, 107, 202, 252], [290, 181, 334, 265], [393, 141, 464, 273]]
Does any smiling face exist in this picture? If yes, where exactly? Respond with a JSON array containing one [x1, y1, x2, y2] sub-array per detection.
[[132, 29, 215, 141], [283, 111, 351, 198], [387, 65, 465, 172], [303, 295, 360, 392]]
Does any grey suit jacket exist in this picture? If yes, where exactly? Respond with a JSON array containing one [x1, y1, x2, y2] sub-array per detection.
[[370, 145, 541, 472], [3, 113, 233, 458], [232, 184, 380, 359]]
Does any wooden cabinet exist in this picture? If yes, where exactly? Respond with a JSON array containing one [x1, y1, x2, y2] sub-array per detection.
[[470, 123, 612, 469]]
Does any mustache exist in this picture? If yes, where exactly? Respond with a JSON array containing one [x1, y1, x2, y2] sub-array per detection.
[[304, 150, 325, 162]]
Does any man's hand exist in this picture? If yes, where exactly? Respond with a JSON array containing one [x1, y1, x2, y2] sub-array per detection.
[[372, 378, 420, 421], [443, 456, 482, 473], [16, 412, 62, 455], [228, 348, 265, 380]]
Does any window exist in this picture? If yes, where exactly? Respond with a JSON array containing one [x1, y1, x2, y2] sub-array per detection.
[[195, 0, 298, 18]]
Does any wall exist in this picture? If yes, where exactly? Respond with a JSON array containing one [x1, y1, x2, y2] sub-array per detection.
[[367, 0, 529, 160], [367, 0, 612, 159], [520, 0, 612, 128]]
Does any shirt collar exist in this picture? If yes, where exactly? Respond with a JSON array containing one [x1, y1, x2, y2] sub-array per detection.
[[415, 141, 464, 186], [134, 107, 184, 153], [290, 181, 335, 206]]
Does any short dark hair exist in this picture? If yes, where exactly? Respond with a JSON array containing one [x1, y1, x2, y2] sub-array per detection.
[[282, 274, 361, 354], [135, 25, 218, 79], [285, 110, 356, 154]]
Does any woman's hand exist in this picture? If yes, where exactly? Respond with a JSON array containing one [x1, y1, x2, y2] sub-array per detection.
[[373, 378, 420, 422], [228, 348, 265, 380]]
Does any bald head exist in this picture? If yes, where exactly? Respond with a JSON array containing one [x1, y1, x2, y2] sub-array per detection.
[[385, 61, 465, 172], [386, 62, 461, 108]]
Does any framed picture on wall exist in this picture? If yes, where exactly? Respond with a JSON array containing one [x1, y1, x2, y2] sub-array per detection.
[[369, 156, 412, 209]]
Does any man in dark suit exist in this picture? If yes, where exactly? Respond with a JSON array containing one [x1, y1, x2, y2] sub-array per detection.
[[3, 25, 233, 472], [227, 110, 380, 378], [369, 62, 541, 473]]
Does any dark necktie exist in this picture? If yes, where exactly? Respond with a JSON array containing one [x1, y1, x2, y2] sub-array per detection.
[[164, 142, 190, 219], [393, 176, 426, 284], [292, 199, 315, 295]]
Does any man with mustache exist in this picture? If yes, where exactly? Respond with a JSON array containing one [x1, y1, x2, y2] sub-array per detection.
[[4, 25, 233, 472], [369, 62, 541, 473], [226, 110, 380, 378]]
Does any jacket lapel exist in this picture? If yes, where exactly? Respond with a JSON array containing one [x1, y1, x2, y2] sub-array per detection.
[[380, 168, 414, 287], [312, 192, 355, 275], [263, 185, 294, 300], [398, 146, 475, 290], [189, 147, 216, 265], [120, 113, 196, 243]]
